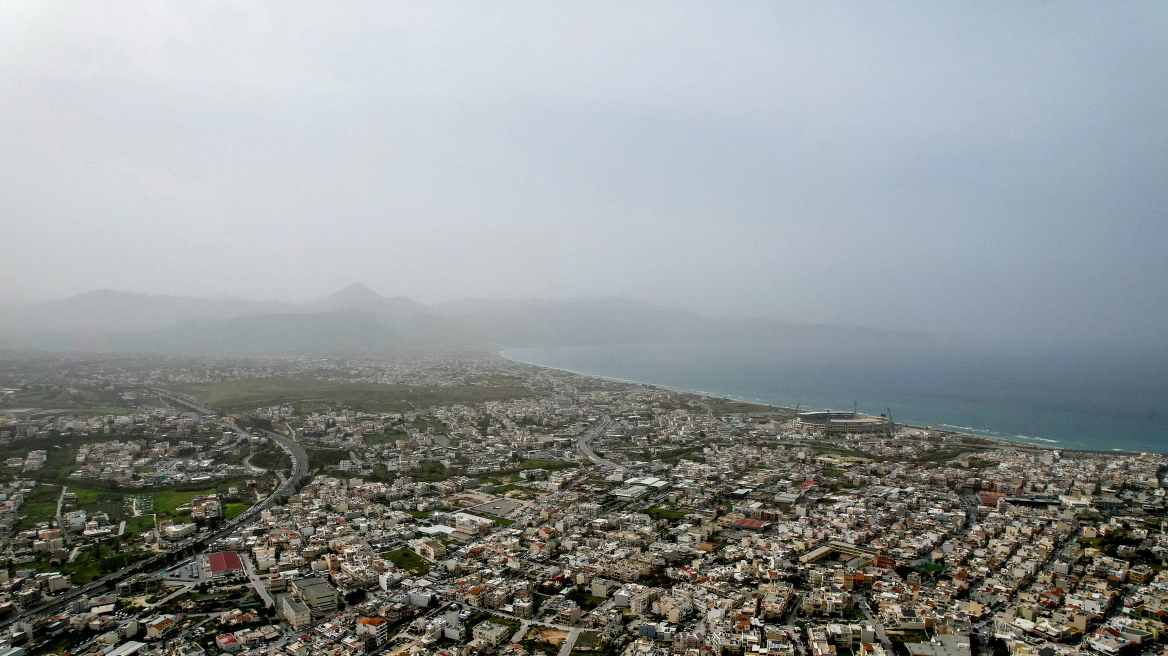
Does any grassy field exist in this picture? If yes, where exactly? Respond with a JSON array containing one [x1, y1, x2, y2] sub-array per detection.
[[413, 419, 448, 434], [125, 515, 155, 535], [383, 547, 430, 574], [152, 479, 251, 518], [0, 440, 90, 484], [705, 398, 794, 416], [224, 503, 249, 520], [520, 459, 578, 471], [20, 480, 253, 536], [646, 506, 687, 521], [658, 445, 706, 464], [809, 442, 875, 460], [176, 378, 536, 412], [15, 484, 61, 529], [306, 447, 348, 471], [26, 543, 151, 585], [414, 460, 462, 482], [364, 430, 409, 446], [248, 444, 291, 471], [19, 484, 151, 534], [0, 387, 133, 415]]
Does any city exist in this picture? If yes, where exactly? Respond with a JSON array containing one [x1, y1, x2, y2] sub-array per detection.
[[0, 355, 1164, 656]]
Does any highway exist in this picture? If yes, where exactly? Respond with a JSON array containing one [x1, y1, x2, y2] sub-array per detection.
[[152, 389, 217, 416], [0, 396, 310, 630], [576, 416, 620, 470], [254, 427, 309, 500]]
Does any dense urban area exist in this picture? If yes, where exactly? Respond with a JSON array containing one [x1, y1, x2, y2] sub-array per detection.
[[0, 354, 1165, 656]]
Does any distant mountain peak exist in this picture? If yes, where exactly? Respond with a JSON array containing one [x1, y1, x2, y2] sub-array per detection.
[[330, 282, 382, 300], [302, 283, 429, 325]]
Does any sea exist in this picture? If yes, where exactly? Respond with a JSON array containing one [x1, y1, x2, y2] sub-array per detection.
[[503, 342, 1168, 454]]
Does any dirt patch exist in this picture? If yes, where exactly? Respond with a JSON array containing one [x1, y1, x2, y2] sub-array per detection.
[[386, 641, 416, 656], [532, 628, 569, 646]]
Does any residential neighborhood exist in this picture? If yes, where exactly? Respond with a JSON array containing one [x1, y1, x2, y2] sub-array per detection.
[[0, 355, 1166, 656]]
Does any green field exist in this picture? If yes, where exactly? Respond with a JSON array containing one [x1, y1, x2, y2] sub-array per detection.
[[364, 430, 409, 446], [125, 515, 155, 535], [657, 445, 706, 464], [704, 398, 793, 417], [0, 440, 94, 484], [20, 484, 136, 531], [152, 479, 251, 518], [25, 544, 151, 585], [15, 484, 61, 529], [176, 378, 535, 413], [646, 506, 687, 521], [247, 444, 291, 471], [0, 387, 133, 415], [519, 459, 578, 471], [224, 503, 249, 520], [19, 480, 252, 535], [383, 547, 430, 574], [414, 460, 462, 482], [413, 419, 448, 434]]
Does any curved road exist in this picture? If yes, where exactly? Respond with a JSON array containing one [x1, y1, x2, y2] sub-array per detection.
[[576, 416, 619, 470]]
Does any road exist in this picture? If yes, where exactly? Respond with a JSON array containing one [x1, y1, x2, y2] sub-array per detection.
[[576, 416, 620, 469], [558, 628, 582, 656], [783, 592, 807, 656], [55, 486, 71, 545], [152, 389, 217, 415], [510, 621, 531, 644], [859, 598, 895, 656], [242, 550, 273, 608], [255, 427, 309, 501], [0, 397, 310, 631], [242, 453, 266, 474]]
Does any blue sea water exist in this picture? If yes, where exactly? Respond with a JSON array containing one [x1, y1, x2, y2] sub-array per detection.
[[504, 343, 1168, 453]]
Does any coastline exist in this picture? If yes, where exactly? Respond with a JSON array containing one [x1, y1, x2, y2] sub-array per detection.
[[498, 349, 1094, 455]]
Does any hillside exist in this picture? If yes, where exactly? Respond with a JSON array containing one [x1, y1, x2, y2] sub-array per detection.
[[0, 285, 935, 355]]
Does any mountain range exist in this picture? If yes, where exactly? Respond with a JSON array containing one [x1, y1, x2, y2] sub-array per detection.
[[0, 283, 935, 355]]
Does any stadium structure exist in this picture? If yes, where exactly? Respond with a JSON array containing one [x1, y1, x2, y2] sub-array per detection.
[[793, 410, 892, 435]]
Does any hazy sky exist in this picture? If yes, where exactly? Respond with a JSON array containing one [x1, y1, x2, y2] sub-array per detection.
[[2, 2, 1166, 348]]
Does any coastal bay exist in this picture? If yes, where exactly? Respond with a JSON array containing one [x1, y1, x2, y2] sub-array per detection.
[[504, 343, 1168, 454]]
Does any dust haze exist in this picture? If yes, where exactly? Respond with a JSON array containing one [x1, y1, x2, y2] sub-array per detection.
[[2, 2, 1166, 352]]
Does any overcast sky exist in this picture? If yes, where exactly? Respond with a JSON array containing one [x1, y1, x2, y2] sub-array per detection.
[[1, 2, 1165, 348]]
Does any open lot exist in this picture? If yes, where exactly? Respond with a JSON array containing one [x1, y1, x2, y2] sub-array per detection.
[[468, 498, 520, 516], [531, 627, 568, 646]]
